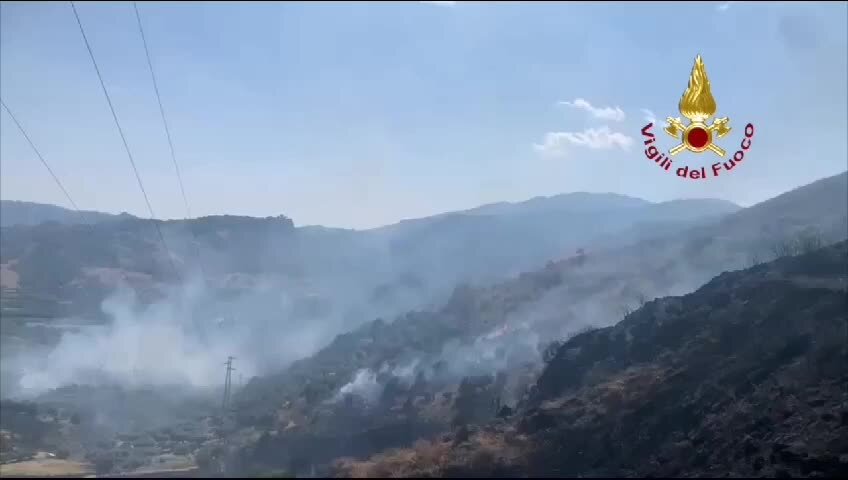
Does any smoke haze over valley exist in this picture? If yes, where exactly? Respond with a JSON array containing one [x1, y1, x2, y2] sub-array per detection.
[[0, 189, 744, 397]]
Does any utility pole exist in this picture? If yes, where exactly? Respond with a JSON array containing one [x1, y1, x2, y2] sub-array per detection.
[[222, 356, 236, 411], [216, 355, 237, 476]]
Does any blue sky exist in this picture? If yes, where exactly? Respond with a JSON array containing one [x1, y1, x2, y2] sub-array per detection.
[[1, 1, 846, 229]]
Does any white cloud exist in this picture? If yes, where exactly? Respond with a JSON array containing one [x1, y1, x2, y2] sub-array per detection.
[[558, 98, 626, 122], [420, 1, 457, 6], [717, 2, 735, 12], [640, 108, 657, 125], [533, 126, 634, 158]]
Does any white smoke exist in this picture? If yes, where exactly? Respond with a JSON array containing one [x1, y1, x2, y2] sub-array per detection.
[[390, 358, 420, 385], [334, 368, 381, 404], [9, 280, 259, 396]]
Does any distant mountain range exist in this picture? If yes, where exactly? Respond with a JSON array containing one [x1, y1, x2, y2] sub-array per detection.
[[0, 200, 136, 228], [459, 193, 738, 219], [2, 194, 740, 231], [0, 191, 742, 306]]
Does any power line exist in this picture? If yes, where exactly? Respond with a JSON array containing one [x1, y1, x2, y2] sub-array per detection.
[[1, 99, 87, 223], [132, 2, 191, 221], [69, 1, 178, 276], [2, 100, 134, 285], [133, 2, 209, 281]]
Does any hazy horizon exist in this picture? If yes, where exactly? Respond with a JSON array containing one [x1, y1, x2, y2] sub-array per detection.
[[4, 170, 847, 231], [1, 185, 750, 229]]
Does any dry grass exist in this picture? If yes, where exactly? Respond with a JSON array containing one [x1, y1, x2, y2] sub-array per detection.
[[333, 429, 528, 478], [0, 458, 92, 477], [334, 439, 451, 478]]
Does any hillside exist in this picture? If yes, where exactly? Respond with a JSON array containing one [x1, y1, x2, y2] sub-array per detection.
[[462, 194, 738, 220], [0, 174, 844, 477], [333, 241, 848, 478], [222, 173, 847, 476], [0, 200, 129, 227]]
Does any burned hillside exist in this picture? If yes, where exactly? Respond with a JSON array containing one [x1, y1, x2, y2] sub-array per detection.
[[334, 241, 848, 478]]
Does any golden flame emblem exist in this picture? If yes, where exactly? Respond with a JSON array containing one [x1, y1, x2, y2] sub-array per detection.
[[664, 55, 731, 157], [679, 55, 716, 122]]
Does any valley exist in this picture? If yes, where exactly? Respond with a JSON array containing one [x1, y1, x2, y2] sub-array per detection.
[[0, 172, 846, 477]]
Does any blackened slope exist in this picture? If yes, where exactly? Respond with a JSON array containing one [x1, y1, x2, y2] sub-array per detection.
[[522, 240, 848, 477], [531, 240, 847, 403], [334, 241, 848, 478]]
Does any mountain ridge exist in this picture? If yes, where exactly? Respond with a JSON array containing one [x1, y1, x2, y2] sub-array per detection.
[[2, 191, 741, 231], [0, 200, 135, 228], [0, 191, 746, 322]]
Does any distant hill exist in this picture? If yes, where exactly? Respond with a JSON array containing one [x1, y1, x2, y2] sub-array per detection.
[[365, 193, 741, 290], [458, 192, 651, 217], [376, 193, 738, 234], [0, 201, 131, 227], [718, 171, 848, 238], [0, 192, 740, 324]]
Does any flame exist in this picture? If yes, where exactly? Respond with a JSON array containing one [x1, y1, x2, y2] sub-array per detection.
[[678, 55, 717, 122]]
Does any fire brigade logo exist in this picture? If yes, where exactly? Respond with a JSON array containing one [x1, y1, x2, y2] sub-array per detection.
[[664, 55, 731, 157], [640, 54, 756, 181]]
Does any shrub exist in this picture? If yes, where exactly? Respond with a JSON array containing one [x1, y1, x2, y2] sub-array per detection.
[[769, 229, 826, 260]]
